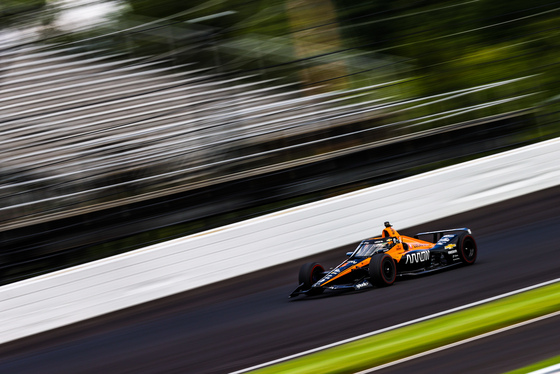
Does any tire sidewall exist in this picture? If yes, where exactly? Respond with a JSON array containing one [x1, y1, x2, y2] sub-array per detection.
[[458, 233, 477, 265], [299, 262, 324, 288], [369, 254, 396, 287]]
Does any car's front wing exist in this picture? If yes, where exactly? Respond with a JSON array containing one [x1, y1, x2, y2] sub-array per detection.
[[289, 279, 373, 298]]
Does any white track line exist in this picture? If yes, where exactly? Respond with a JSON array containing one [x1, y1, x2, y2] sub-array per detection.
[[355, 310, 560, 373], [529, 363, 560, 374], [230, 278, 560, 374]]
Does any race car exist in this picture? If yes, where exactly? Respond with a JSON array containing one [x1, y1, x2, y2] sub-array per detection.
[[289, 222, 477, 298]]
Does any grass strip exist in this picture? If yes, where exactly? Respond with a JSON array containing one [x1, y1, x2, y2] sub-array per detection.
[[253, 282, 560, 374], [504, 355, 560, 374]]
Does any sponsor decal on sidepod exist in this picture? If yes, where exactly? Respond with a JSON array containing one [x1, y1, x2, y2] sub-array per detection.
[[405, 250, 430, 264]]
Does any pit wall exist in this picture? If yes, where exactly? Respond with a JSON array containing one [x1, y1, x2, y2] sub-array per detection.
[[2, 138, 560, 344]]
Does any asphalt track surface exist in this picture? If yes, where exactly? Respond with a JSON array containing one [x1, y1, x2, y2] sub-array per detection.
[[0, 186, 559, 374]]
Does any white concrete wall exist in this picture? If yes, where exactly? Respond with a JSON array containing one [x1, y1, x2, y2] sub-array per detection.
[[1, 137, 560, 344]]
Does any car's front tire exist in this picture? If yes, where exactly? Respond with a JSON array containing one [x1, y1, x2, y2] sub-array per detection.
[[298, 262, 325, 295], [369, 254, 396, 287]]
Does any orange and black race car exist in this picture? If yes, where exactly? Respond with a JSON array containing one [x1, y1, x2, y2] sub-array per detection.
[[289, 222, 477, 298]]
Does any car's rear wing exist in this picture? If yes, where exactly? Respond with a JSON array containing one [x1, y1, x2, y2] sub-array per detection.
[[414, 228, 471, 242]]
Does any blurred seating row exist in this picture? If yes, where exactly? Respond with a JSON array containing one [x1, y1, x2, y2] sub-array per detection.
[[0, 45, 389, 229]]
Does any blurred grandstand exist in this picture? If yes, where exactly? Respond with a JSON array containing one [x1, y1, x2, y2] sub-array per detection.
[[1, 0, 559, 283]]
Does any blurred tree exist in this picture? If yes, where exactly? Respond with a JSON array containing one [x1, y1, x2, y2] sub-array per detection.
[[125, 0, 271, 31], [0, 0, 46, 27], [128, 0, 215, 19], [0, 0, 45, 17], [285, 0, 348, 91], [14, 0, 556, 106], [472, 0, 558, 41], [332, 0, 410, 49]]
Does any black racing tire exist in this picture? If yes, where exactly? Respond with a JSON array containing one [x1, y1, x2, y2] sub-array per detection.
[[298, 262, 325, 295], [457, 233, 477, 265], [369, 254, 396, 287]]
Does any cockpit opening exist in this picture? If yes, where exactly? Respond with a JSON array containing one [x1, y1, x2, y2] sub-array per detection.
[[352, 238, 397, 257]]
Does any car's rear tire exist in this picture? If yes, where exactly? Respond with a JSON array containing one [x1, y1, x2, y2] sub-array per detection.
[[369, 254, 396, 287], [457, 233, 477, 265], [298, 262, 325, 295]]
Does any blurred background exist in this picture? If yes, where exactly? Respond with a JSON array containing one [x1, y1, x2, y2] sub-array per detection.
[[1, 0, 559, 284]]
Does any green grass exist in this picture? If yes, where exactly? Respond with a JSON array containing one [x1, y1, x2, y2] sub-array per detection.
[[252, 282, 560, 374], [504, 355, 560, 374]]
